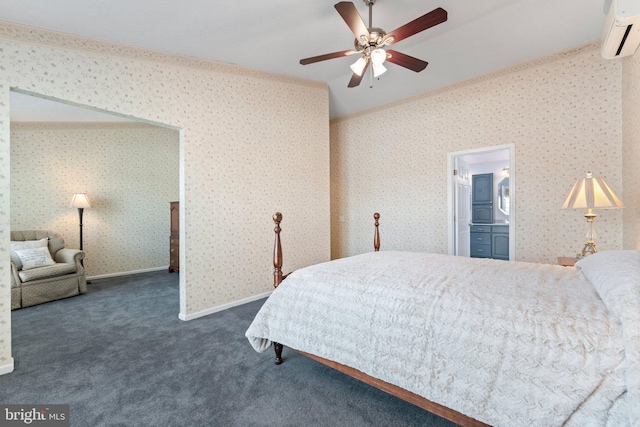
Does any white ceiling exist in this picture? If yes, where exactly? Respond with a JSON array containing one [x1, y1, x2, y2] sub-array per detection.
[[2, 0, 612, 121]]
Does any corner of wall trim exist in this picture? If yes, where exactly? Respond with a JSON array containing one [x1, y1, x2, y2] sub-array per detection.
[[178, 291, 272, 321], [87, 266, 168, 281], [0, 359, 15, 376]]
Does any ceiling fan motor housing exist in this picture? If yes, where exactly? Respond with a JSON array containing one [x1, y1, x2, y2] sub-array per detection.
[[354, 27, 387, 52]]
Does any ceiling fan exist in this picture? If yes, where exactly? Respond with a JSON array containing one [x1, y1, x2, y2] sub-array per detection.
[[300, 0, 448, 88]]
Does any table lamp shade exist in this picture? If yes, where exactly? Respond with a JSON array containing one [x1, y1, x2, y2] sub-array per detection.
[[561, 172, 624, 210]]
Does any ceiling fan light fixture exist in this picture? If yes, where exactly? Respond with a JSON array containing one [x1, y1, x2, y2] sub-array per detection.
[[350, 56, 368, 76], [372, 62, 387, 77], [371, 48, 387, 65]]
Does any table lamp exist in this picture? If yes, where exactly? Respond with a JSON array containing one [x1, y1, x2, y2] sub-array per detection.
[[561, 172, 623, 258]]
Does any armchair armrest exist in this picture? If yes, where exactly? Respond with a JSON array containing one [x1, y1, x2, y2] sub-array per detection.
[[10, 260, 21, 287], [55, 248, 85, 265]]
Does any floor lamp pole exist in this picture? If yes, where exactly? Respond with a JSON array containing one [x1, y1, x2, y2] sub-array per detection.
[[78, 207, 84, 251], [70, 192, 91, 279], [77, 207, 86, 276], [77, 206, 90, 283]]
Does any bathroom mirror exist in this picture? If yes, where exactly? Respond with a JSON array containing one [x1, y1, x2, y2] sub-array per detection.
[[498, 177, 510, 215]]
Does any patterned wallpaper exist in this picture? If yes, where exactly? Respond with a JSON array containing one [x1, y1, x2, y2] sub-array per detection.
[[10, 122, 179, 277], [622, 53, 640, 250], [330, 43, 625, 264], [0, 22, 330, 371]]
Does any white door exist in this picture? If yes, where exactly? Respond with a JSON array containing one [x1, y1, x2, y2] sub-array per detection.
[[454, 165, 471, 257]]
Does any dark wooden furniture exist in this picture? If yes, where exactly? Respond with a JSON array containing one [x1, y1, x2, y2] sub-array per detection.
[[270, 212, 489, 427], [168, 201, 179, 273], [471, 173, 493, 224], [558, 256, 577, 267]]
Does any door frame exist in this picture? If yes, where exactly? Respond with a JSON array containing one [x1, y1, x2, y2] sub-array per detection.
[[446, 143, 516, 260]]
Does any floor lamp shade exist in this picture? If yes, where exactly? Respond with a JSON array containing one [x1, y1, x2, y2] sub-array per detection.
[[561, 172, 623, 257], [70, 193, 92, 209]]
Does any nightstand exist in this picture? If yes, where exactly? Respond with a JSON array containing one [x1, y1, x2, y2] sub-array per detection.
[[557, 256, 577, 267]]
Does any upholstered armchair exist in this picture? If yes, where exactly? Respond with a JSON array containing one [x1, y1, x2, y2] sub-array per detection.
[[10, 230, 87, 310]]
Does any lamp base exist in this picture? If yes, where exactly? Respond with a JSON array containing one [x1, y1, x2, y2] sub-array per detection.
[[578, 241, 598, 259], [577, 209, 599, 260]]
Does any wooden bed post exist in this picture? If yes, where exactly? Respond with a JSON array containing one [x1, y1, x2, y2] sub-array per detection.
[[273, 212, 283, 288], [374, 213, 380, 252], [271, 211, 380, 365], [272, 212, 284, 365]]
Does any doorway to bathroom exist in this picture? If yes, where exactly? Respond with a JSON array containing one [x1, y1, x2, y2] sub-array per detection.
[[447, 144, 515, 260]]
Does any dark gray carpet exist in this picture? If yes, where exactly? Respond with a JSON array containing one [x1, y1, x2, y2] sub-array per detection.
[[1, 271, 459, 426]]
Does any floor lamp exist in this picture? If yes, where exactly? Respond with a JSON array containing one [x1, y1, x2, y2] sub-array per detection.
[[561, 172, 624, 258], [70, 193, 91, 263]]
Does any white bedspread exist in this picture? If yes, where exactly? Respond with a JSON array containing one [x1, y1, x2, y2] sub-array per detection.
[[246, 251, 634, 426]]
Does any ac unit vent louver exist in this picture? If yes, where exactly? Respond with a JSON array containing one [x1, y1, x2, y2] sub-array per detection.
[[601, 0, 640, 59]]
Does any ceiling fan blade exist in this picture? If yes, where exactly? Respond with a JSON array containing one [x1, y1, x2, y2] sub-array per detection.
[[347, 58, 369, 88], [386, 7, 447, 45], [335, 2, 370, 41], [385, 50, 428, 72], [300, 50, 357, 65]]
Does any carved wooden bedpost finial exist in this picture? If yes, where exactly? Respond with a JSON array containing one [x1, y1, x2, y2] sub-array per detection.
[[273, 212, 283, 289], [374, 213, 380, 252]]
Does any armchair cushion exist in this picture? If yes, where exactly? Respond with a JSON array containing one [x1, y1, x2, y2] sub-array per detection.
[[14, 246, 56, 270], [18, 263, 76, 283]]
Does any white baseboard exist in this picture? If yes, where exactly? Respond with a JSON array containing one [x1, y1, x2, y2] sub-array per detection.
[[88, 266, 168, 281], [0, 359, 14, 376], [178, 291, 272, 321]]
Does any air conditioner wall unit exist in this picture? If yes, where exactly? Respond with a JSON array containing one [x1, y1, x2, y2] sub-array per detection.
[[601, 0, 640, 59]]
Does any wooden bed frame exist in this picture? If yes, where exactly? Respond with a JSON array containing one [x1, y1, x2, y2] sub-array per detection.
[[270, 212, 490, 427]]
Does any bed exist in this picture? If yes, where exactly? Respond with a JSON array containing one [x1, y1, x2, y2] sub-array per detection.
[[246, 213, 639, 426]]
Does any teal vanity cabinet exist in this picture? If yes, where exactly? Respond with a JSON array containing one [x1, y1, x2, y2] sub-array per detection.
[[470, 225, 492, 258], [470, 224, 509, 260], [471, 173, 493, 224], [491, 225, 509, 260], [470, 172, 509, 260]]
